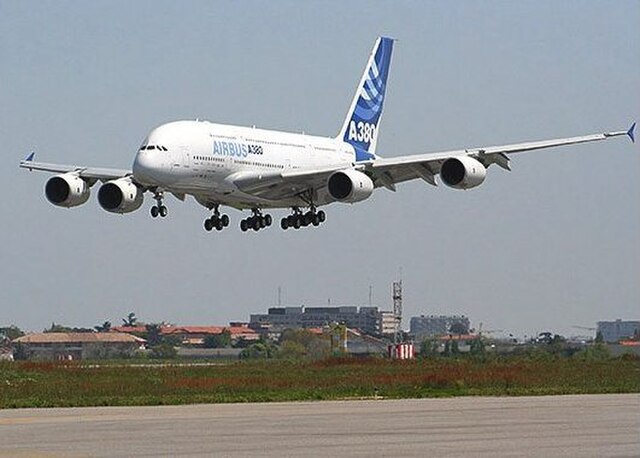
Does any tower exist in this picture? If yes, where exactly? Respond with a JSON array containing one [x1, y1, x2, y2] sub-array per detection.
[[392, 280, 402, 344]]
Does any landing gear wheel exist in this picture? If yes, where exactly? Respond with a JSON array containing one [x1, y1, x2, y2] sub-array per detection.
[[204, 218, 213, 231], [221, 214, 229, 227], [293, 217, 301, 229], [317, 210, 326, 223], [159, 206, 168, 217], [215, 220, 224, 231], [265, 214, 272, 226], [312, 214, 320, 226], [281, 218, 289, 230], [151, 206, 159, 218], [240, 219, 248, 232]]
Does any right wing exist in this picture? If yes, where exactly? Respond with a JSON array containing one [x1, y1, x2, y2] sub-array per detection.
[[19, 153, 132, 185]]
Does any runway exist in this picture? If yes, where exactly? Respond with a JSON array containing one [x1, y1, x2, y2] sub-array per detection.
[[0, 394, 638, 457]]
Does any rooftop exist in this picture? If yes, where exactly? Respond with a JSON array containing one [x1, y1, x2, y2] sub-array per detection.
[[14, 333, 146, 344]]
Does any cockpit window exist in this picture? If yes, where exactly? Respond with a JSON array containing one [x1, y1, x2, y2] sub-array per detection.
[[139, 144, 169, 151]]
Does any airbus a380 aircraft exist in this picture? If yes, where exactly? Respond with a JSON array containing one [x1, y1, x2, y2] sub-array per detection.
[[21, 37, 635, 233]]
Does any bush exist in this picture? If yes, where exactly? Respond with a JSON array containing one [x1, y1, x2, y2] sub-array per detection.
[[149, 344, 177, 359]]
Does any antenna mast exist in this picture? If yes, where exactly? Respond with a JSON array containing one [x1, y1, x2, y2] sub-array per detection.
[[392, 279, 403, 344]]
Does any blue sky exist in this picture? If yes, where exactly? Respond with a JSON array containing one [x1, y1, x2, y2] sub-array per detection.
[[1, 1, 638, 337]]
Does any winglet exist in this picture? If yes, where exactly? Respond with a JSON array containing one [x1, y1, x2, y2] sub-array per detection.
[[627, 122, 636, 143], [25, 152, 35, 162]]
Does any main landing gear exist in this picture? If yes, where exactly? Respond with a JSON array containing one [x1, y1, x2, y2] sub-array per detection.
[[204, 205, 230, 232], [240, 209, 272, 232], [280, 207, 326, 230], [150, 192, 168, 218]]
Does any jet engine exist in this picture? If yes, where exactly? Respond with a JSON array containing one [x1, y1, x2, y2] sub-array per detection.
[[327, 169, 374, 203], [44, 173, 90, 208], [440, 156, 487, 190], [97, 177, 143, 214]]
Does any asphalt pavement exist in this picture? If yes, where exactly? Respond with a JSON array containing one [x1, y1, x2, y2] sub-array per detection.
[[0, 394, 638, 457]]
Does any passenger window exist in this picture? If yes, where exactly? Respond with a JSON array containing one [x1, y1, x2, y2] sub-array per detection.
[[147, 145, 156, 150]]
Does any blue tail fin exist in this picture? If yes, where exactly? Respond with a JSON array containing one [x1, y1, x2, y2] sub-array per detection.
[[337, 37, 394, 161]]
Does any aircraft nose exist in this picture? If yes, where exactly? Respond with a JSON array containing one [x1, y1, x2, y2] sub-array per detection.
[[132, 150, 159, 185]]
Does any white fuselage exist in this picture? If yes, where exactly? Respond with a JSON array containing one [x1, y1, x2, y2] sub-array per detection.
[[132, 120, 359, 209]]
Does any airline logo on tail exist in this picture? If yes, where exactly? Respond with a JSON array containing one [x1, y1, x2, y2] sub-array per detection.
[[340, 36, 394, 161]]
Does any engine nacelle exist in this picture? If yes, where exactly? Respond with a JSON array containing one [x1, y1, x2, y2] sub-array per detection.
[[45, 173, 90, 208], [327, 169, 374, 203], [97, 178, 143, 214], [440, 156, 487, 190]]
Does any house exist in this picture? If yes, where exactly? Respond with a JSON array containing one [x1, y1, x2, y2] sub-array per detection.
[[111, 323, 259, 346], [162, 325, 259, 346], [13, 332, 145, 360]]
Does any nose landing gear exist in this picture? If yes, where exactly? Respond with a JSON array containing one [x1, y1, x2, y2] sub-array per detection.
[[150, 192, 168, 218]]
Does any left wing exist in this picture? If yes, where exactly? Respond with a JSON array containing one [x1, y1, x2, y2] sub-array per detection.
[[231, 164, 347, 201], [234, 124, 635, 198], [365, 124, 635, 190], [19, 153, 131, 185]]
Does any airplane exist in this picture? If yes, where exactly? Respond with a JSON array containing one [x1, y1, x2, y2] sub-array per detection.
[[20, 37, 635, 233]]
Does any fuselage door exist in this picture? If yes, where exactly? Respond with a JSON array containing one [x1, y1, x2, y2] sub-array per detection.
[[172, 145, 191, 171]]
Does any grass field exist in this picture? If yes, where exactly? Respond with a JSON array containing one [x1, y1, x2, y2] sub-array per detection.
[[1, 357, 639, 408]]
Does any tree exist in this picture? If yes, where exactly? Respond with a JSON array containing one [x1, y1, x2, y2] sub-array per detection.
[[233, 337, 252, 348], [122, 312, 137, 327], [44, 322, 93, 333], [279, 328, 330, 360], [574, 342, 611, 361], [94, 321, 112, 333], [0, 325, 25, 341], [149, 343, 177, 359], [443, 339, 451, 356], [470, 338, 485, 355], [203, 329, 231, 348], [420, 338, 439, 358], [278, 340, 306, 359], [144, 323, 163, 346], [240, 338, 278, 359]]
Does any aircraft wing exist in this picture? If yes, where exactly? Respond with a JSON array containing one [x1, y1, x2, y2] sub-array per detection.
[[232, 164, 347, 201], [19, 153, 131, 184], [235, 124, 635, 199], [364, 124, 635, 190]]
